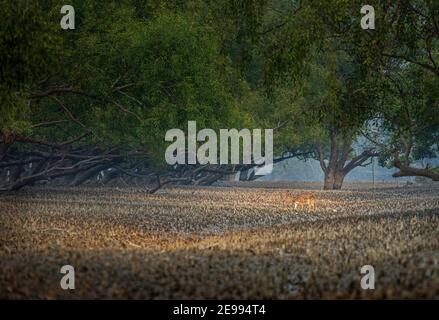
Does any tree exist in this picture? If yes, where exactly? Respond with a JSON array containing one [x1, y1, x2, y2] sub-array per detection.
[[2, 0, 437, 191], [363, 63, 439, 181], [261, 47, 379, 189], [219, 1, 381, 189], [226, 0, 438, 185], [342, 0, 439, 180], [0, 1, 251, 190]]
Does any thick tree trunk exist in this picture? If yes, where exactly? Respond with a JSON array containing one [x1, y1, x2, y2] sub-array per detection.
[[323, 168, 346, 190], [323, 169, 335, 190], [333, 171, 346, 190], [317, 129, 376, 190]]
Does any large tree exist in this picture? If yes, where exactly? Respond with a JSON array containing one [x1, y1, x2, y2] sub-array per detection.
[[2, 0, 437, 191], [257, 47, 379, 189], [0, 0, 251, 190], [224, 0, 438, 185], [363, 63, 439, 181], [218, 1, 382, 189]]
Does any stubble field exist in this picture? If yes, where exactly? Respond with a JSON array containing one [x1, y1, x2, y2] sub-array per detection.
[[0, 182, 438, 299]]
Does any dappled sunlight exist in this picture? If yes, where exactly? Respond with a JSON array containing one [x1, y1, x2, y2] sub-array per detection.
[[1, 184, 438, 299]]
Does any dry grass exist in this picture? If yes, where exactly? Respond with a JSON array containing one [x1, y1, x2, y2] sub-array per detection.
[[0, 183, 438, 299]]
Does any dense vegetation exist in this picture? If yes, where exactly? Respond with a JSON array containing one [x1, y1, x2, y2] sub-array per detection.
[[1, 0, 438, 190]]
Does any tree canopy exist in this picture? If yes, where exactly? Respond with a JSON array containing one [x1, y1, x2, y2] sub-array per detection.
[[1, 0, 438, 190]]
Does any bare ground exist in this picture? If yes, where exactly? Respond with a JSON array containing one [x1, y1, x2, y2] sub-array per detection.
[[0, 182, 438, 299]]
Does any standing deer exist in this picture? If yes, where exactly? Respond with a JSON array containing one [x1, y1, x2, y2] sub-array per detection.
[[292, 192, 315, 211]]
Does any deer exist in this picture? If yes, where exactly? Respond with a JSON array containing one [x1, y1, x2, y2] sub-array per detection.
[[292, 192, 315, 211]]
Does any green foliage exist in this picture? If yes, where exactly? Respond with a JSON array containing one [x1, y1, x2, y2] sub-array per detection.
[[1, 0, 437, 175], [2, 0, 252, 167], [376, 63, 439, 166], [0, 0, 60, 133], [0, 1, 60, 90]]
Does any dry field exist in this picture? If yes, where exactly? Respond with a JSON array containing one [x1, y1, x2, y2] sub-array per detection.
[[0, 182, 438, 299]]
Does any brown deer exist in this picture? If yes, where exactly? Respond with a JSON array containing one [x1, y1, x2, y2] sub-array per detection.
[[292, 192, 315, 211]]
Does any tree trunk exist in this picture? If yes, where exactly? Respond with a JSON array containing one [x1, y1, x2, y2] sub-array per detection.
[[333, 171, 346, 190], [323, 168, 347, 190], [323, 169, 335, 190], [317, 130, 376, 190]]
